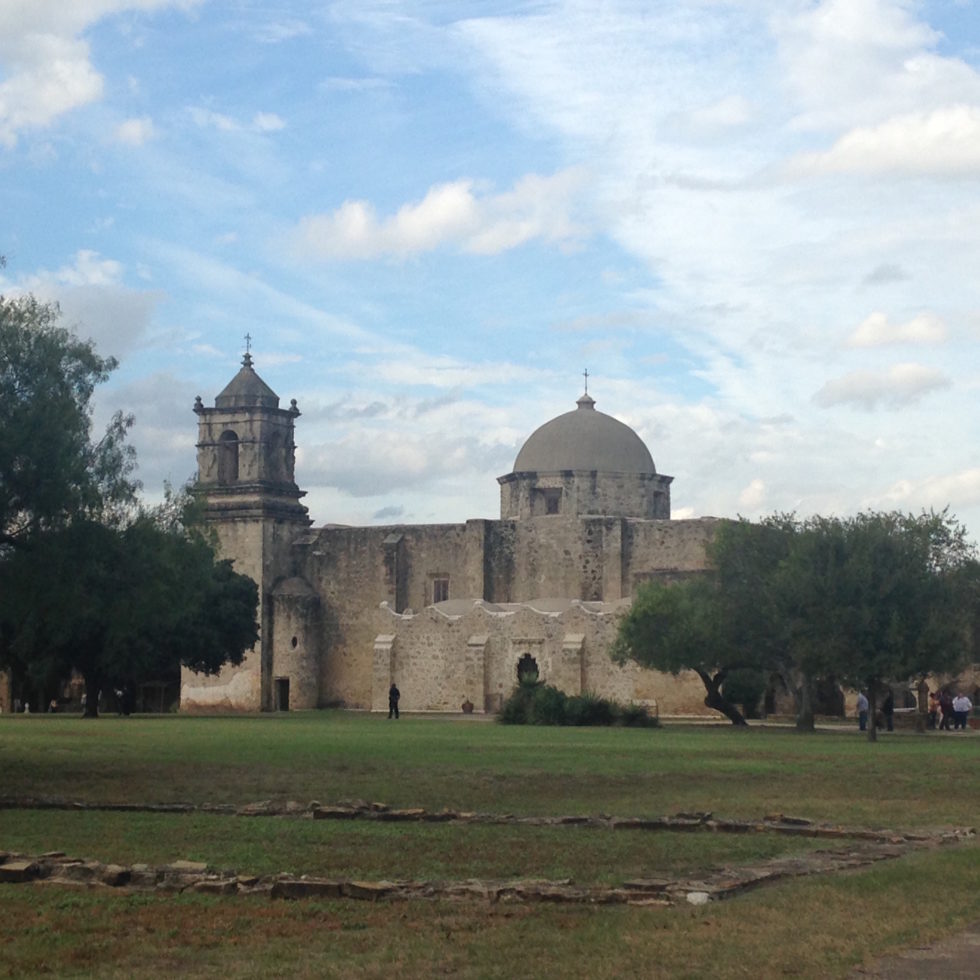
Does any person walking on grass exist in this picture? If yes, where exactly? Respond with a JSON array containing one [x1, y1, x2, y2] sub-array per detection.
[[952, 692, 972, 731], [388, 683, 400, 720], [939, 690, 954, 730], [856, 691, 869, 732], [881, 690, 894, 732]]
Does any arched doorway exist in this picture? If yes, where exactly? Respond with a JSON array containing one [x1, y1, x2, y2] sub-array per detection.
[[218, 430, 239, 484], [516, 653, 539, 685]]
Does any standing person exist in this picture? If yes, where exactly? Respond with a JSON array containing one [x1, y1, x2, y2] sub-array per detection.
[[856, 691, 869, 732], [939, 690, 954, 730], [388, 683, 400, 720], [952, 692, 973, 731], [928, 691, 941, 730], [882, 690, 894, 732]]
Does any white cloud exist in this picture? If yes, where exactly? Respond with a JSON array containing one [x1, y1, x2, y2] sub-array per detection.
[[290, 169, 588, 260], [773, 0, 980, 133], [871, 467, 980, 511], [12, 250, 161, 358], [0, 1, 200, 146], [0, 33, 103, 147], [813, 363, 951, 409], [738, 478, 767, 510], [788, 105, 980, 177], [43, 249, 123, 287], [114, 115, 156, 145], [846, 311, 947, 347]]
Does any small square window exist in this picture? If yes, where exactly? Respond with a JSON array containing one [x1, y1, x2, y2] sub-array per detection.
[[432, 577, 450, 604]]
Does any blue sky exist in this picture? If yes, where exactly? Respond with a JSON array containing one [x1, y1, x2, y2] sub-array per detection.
[[2, 0, 979, 537]]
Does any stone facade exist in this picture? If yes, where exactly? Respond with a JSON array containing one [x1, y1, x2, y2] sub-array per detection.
[[369, 598, 711, 715], [180, 361, 717, 714]]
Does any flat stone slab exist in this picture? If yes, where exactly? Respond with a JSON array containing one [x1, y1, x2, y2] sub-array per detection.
[[0, 860, 39, 883]]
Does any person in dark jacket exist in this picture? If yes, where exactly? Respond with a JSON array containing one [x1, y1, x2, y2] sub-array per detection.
[[388, 684, 400, 719], [939, 689, 954, 730]]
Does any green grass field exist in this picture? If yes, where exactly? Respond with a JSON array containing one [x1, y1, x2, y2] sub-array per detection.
[[1, 712, 978, 978]]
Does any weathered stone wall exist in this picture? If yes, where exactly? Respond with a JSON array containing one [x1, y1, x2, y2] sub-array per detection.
[[284, 515, 718, 710], [368, 599, 709, 715], [499, 470, 671, 520], [195, 407, 298, 488], [624, 517, 720, 589], [299, 521, 487, 708], [270, 579, 320, 710], [482, 515, 716, 604], [181, 517, 303, 712]]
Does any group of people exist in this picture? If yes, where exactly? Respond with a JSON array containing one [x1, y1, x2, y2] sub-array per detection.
[[855, 690, 895, 731], [928, 689, 974, 731], [856, 688, 974, 732]]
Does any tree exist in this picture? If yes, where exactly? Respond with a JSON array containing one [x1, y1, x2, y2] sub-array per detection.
[[613, 573, 755, 725], [0, 514, 258, 717], [613, 510, 978, 736], [781, 511, 978, 742], [0, 293, 137, 546], [0, 293, 258, 715]]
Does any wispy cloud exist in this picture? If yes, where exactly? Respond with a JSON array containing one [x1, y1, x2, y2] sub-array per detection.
[[114, 116, 156, 145], [814, 363, 951, 409]]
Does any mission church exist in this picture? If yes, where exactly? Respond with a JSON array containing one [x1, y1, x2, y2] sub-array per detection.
[[181, 352, 719, 715]]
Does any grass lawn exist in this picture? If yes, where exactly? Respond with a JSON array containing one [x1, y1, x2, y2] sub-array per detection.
[[1, 712, 978, 978]]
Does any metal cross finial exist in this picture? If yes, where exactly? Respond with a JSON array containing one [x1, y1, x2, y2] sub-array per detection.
[[244, 332, 252, 354], [583, 368, 589, 394]]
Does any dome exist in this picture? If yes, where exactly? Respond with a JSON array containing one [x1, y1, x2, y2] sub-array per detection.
[[512, 393, 656, 474]]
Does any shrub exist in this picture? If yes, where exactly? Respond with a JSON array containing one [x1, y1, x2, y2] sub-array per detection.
[[529, 684, 568, 725], [499, 684, 534, 725], [565, 692, 616, 727], [619, 703, 658, 727], [498, 685, 659, 728]]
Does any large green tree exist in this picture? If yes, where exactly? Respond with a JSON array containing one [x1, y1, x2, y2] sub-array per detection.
[[614, 572, 754, 725], [1, 513, 258, 717], [614, 511, 978, 734], [779, 510, 978, 741], [0, 293, 138, 546], [0, 291, 258, 715]]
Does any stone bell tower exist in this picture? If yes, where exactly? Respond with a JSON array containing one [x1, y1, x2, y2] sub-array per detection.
[[182, 349, 312, 712]]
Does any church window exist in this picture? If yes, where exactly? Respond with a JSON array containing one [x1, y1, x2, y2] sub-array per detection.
[[218, 431, 239, 484], [533, 488, 561, 515], [431, 577, 450, 604]]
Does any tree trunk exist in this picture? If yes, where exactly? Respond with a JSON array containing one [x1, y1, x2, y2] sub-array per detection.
[[83, 673, 101, 719], [696, 669, 748, 726], [795, 675, 815, 732], [867, 678, 878, 744], [915, 677, 928, 734]]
